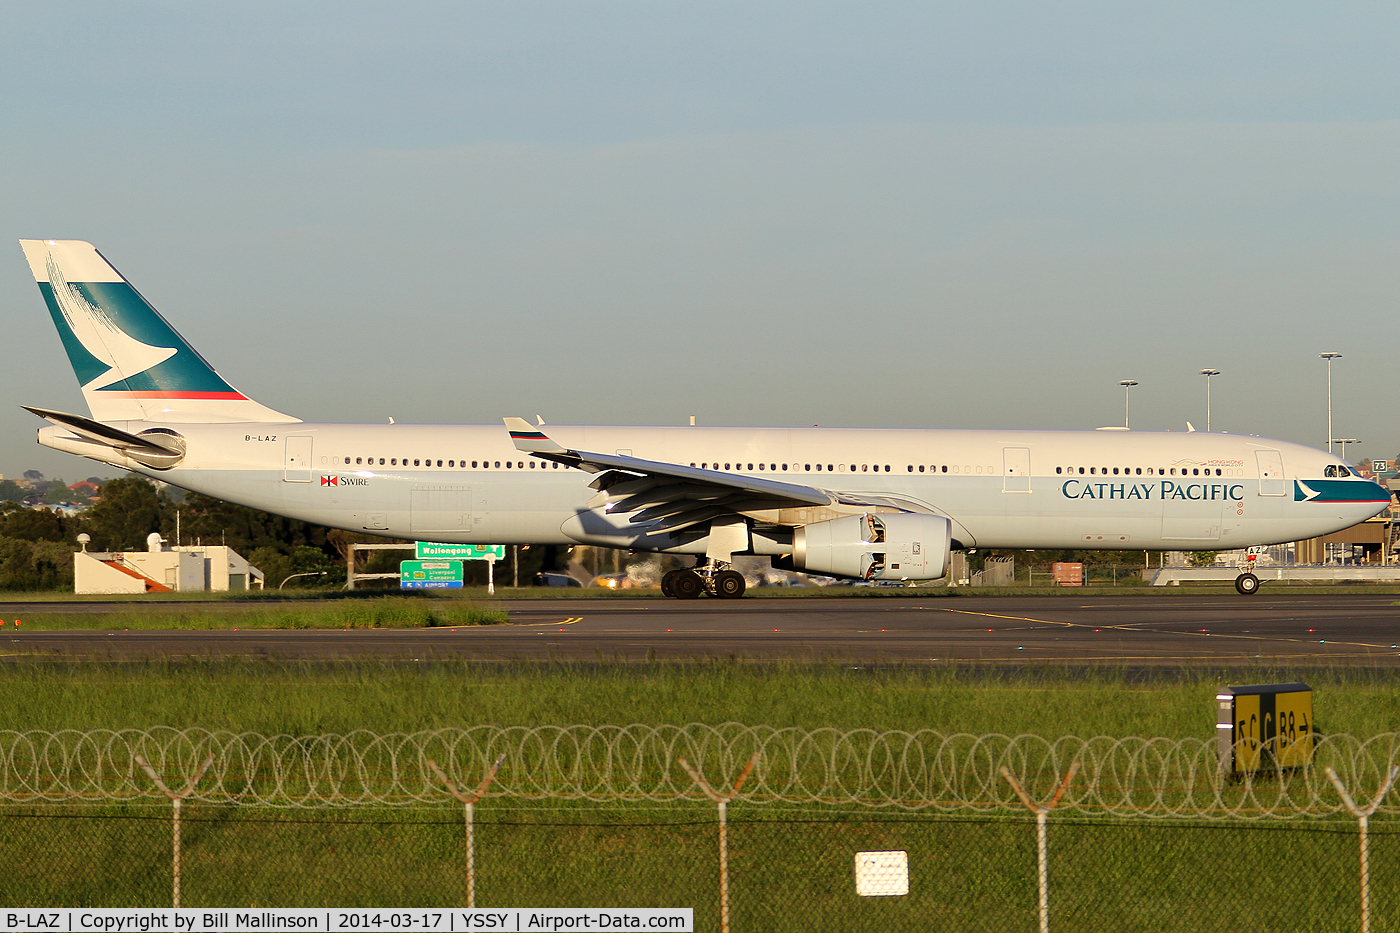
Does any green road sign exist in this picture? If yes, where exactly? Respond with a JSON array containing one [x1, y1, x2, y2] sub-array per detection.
[[400, 559, 464, 589], [415, 543, 506, 561]]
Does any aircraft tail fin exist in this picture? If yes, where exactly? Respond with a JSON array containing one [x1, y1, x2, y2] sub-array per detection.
[[18, 239, 299, 424]]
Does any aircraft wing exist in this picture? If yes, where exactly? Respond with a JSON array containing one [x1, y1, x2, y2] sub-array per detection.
[[505, 417, 836, 532]]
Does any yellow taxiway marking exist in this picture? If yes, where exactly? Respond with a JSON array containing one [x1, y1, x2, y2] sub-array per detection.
[[936, 607, 1396, 651]]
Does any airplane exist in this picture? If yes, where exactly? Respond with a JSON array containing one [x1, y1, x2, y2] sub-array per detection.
[[16, 239, 1392, 598]]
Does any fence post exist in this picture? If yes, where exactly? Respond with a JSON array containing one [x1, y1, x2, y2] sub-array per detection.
[[678, 753, 759, 933], [1325, 765, 1400, 933], [1000, 761, 1080, 933], [428, 755, 507, 909], [133, 754, 215, 909]]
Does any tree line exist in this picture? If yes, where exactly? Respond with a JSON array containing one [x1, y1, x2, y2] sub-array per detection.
[[0, 475, 570, 591]]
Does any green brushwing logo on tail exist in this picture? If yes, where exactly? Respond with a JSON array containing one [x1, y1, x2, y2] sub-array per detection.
[[39, 266, 245, 399]]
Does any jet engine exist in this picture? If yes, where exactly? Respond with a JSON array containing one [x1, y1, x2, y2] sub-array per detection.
[[792, 513, 951, 581]]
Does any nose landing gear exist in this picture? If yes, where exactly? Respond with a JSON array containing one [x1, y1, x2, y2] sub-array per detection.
[[1234, 572, 1260, 595]]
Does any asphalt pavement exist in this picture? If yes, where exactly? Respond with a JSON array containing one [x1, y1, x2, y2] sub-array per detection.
[[2, 595, 1398, 665]]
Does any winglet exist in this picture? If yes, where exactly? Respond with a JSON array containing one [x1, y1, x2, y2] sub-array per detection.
[[504, 416, 568, 453]]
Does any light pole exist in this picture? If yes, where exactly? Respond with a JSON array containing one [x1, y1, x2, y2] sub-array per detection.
[[1199, 369, 1220, 432], [1119, 380, 1138, 428], [279, 570, 327, 590], [1320, 352, 1342, 453], [1333, 439, 1360, 463]]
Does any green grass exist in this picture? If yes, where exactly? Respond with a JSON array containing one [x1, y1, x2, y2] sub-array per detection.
[[1, 803, 1393, 928], [10, 581, 1400, 603], [2, 662, 1398, 921], [0, 660, 1396, 738], [1, 597, 507, 631]]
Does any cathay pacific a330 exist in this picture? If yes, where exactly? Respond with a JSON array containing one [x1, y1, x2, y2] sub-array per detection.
[[17, 239, 1389, 598]]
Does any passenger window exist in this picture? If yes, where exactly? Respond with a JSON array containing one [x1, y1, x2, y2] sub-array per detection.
[[941, 465, 947, 473], [1136, 468, 1142, 475], [1112, 468, 1118, 475], [1090, 467, 1096, 475]]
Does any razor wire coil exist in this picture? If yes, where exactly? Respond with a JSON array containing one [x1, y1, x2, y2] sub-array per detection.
[[1, 726, 1398, 818]]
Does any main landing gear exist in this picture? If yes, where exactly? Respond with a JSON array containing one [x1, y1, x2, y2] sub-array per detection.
[[1234, 572, 1260, 596], [661, 562, 747, 599]]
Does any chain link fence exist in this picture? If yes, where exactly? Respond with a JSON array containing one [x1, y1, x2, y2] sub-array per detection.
[[2, 727, 1398, 931]]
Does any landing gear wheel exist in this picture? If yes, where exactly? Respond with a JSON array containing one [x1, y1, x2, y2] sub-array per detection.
[[714, 570, 747, 599], [1235, 572, 1260, 596], [672, 570, 704, 600], [661, 571, 677, 597]]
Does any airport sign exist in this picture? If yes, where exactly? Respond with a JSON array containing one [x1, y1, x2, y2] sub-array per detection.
[[399, 560, 464, 589], [415, 543, 506, 561]]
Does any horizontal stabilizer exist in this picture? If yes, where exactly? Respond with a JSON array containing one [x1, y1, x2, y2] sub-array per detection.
[[24, 406, 183, 458], [23, 406, 186, 467]]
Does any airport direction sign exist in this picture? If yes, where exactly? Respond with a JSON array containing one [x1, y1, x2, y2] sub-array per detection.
[[416, 542, 506, 561], [400, 559, 464, 589]]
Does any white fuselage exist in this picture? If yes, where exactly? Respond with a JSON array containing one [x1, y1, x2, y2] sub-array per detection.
[[42, 421, 1388, 554]]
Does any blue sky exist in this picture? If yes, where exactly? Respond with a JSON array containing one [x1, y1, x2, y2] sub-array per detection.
[[3, 2, 1398, 480]]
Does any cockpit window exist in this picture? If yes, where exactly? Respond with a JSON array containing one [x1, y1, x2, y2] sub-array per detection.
[[1325, 465, 1352, 477]]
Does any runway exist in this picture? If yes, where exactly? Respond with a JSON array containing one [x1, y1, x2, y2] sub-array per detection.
[[3, 595, 1400, 665]]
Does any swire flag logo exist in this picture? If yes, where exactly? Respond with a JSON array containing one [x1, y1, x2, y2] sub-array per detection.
[[320, 475, 338, 487]]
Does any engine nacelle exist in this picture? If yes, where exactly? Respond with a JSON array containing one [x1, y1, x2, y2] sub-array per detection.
[[793, 513, 951, 581]]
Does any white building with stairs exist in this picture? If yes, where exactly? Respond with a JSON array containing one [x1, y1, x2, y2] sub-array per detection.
[[74, 532, 264, 594]]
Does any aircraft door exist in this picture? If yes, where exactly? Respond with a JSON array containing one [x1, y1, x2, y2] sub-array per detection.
[[1003, 447, 1031, 493], [410, 485, 475, 535], [1256, 450, 1286, 497], [283, 436, 312, 482], [1161, 486, 1225, 543]]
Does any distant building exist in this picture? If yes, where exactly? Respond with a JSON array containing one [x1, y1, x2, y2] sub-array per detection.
[[67, 480, 100, 496], [74, 533, 264, 593]]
